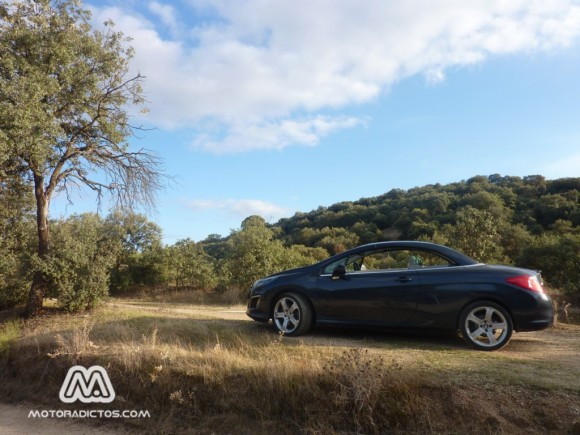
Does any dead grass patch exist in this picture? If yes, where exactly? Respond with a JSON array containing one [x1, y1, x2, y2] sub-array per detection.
[[0, 302, 579, 434]]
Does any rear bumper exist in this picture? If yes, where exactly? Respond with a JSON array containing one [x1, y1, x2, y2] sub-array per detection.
[[519, 318, 553, 331], [515, 294, 554, 332]]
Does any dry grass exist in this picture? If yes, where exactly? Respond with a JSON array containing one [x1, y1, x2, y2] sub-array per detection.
[[0, 318, 21, 356], [0, 299, 579, 434]]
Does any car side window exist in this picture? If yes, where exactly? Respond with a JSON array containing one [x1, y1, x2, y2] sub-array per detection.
[[356, 249, 454, 271], [322, 254, 363, 274], [362, 249, 404, 270], [406, 250, 454, 268], [321, 248, 454, 275], [322, 258, 345, 275]]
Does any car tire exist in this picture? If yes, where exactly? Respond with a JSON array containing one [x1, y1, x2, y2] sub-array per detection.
[[272, 293, 313, 336], [459, 301, 513, 351]]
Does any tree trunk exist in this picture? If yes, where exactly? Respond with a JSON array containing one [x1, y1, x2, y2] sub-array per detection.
[[25, 175, 50, 318]]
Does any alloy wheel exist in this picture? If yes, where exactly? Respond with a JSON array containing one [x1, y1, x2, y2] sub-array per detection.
[[461, 302, 513, 350]]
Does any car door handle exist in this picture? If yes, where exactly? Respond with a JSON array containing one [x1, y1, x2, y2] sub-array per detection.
[[398, 276, 412, 283]]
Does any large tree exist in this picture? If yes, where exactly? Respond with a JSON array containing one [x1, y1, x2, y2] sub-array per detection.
[[0, 0, 163, 316], [222, 216, 287, 293]]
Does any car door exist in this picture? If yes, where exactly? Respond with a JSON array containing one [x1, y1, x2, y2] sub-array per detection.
[[315, 248, 421, 326], [411, 265, 483, 329]]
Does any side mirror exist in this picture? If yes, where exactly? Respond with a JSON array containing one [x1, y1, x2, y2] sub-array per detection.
[[332, 265, 347, 280]]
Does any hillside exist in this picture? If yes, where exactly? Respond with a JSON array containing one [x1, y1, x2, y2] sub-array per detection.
[[272, 174, 579, 247]]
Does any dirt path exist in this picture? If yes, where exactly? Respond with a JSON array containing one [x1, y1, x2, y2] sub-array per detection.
[[0, 403, 120, 434], [110, 301, 580, 365], [108, 300, 248, 320]]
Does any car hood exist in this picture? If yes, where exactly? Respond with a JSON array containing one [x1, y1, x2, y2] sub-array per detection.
[[267, 264, 314, 279]]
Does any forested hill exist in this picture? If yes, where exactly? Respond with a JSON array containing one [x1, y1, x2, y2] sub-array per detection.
[[272, 174, 579, 248]]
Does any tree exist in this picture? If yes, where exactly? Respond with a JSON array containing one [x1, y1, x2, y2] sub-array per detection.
[[444, 206, 504, 263], [106, 211, 163, 254], [0, 0, 164, 316], [222, 216, 287, 294], [284, 244, 329, 269], [517, 234, 580, 296], [166, 238, 217, 290], [314, 227, 360, 254], [106, 212, 165, 293]]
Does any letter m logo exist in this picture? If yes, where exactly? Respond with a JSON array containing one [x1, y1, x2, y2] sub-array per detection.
[[59, 365, 116, 404]]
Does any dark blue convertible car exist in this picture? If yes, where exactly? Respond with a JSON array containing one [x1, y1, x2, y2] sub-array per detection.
[[247, 241, 553, 350]]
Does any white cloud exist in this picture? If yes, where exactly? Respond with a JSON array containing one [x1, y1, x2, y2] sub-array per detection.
[[192, 115, 366, 153], [148, 1, 179, 35], [425, 69, 446, 85], [187, 198, 291, 220], [90, 0, 580, 152]]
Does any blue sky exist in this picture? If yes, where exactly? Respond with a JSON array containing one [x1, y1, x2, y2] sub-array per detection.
[[52, 0, 580, 244]]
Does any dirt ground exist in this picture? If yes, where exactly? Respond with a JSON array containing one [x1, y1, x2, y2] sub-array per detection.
[[108, 300, 249, 320]]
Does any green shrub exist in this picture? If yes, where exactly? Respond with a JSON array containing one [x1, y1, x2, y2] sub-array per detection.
[[517, 234, 580, 297], [34, 214, 120, 312], [0, 250, 32, 309]]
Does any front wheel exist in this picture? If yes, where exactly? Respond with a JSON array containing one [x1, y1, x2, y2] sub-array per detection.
[[272, 293, 312, 336], [460, 301, 513, 351]]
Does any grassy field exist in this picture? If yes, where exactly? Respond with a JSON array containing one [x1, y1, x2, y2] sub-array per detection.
[[1, 293, 579, 434]]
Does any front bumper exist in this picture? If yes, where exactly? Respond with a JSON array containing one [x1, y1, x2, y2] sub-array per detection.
[[246, 295, 269, 322]]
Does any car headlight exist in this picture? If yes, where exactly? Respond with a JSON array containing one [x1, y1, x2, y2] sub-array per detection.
[[252, 276, 278, 290]]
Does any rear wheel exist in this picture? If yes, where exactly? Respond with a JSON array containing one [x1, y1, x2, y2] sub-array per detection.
[[272, 293, 312, 336], [460, 301, 513, 351]]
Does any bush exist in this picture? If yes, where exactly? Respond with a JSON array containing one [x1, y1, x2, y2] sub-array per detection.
[[517, 234, 580, 297], [0, 250, 32, 309], [34, 214, 120, 312], [164, 238, 217, 290]]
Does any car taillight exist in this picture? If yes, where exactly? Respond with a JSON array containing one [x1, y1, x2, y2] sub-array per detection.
[[506, 275, 545, 293]]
